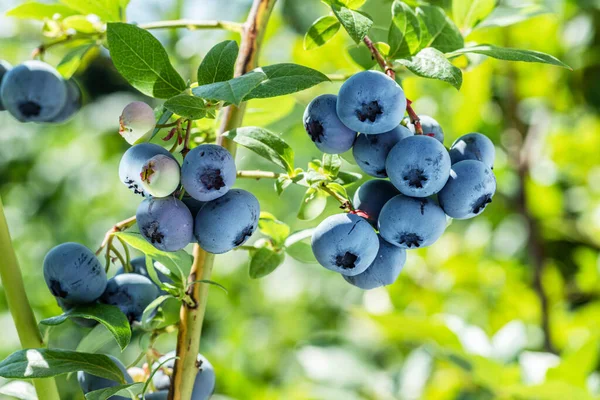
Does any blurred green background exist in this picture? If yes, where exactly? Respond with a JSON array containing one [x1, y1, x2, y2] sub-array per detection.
[[1, 0, 600, 399]]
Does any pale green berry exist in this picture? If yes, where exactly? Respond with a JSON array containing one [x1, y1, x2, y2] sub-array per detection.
[[140, 154, 181, 197], [119, 101, 156, 145]]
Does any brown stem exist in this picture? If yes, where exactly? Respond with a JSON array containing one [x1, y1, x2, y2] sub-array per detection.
[[169, 1, 278, 399], [406, 99, 423, 135], [139, 19, 244, 33], [182, 120, 193, 157], [95, 215, 137, 256]]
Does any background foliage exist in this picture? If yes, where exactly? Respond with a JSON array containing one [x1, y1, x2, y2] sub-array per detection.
[[0, 0, 599, 398]]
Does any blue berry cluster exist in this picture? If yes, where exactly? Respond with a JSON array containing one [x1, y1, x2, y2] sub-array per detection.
[[305, 71, 497, 290], [0, 60, 81, 123]]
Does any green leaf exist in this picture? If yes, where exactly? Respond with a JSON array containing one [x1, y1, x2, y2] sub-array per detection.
[[197, 40, 239, 86], [334, 170, 362, 186], [60, 0, 122, 22], [304, 16, 341, 50], [192, 70, 267, 106], [222, 127, 294, 174], [322, 154, 342, 177], [243, 64, 330, 101], [76, 324, 117, 354], [476, 4, 549, 29], [62, 15, 100, 33], [324, 182, 348, 200], [284, 229, 318, 264], [85, 383, 144, 400], [0, 349, 126, 382], [330, 3, 373, 43], [40, 304, 131, 351], [107, 23, 186, 99], [347, 45, 377, 69], [0, 381, 37, 400], [249, 247, 285, 279], [416, 5, 464, 53], [298, 189, 327, 221], [388, 0, 421, 58], [258, 212, 290, 246], [115, 232, 192, 282], [151, 107, 174, 140], [57, 44, 95, 79], [452, 0, 496, 31], [5, 2, 78, 20], [446, 44, 572, 69], [397, 47, 462, 89], [338, 0, 367, 8], [164, 94, 206, 120]]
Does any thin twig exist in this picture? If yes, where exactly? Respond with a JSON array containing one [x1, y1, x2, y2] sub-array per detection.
[[95, 215, 137, 255], [236, 170, 281, 180], [319, 182, 354, 212], [139, 19, 244, 33]]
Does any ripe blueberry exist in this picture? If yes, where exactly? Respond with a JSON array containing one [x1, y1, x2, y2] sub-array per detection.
[[194, 189, 260, 254], [100, 273, 159, 323], [144, 392, 168, 400], [344, 236, 406, 290], [77, 355, 133, 399], [352, 124, 412, 177], [303, 94, 357, 154], [181, 144, 236, 202], [43, 242, 107, 304], [0, 60, 67, 122], [119, 101, 156, 145], [137, 196, 194, 252], [153, 350, 216, 400], [140, 154, 181, 198], [311, 213, 379, 276], [337, 71, 406, 134], [437, 160, 496, 219], [0, 60, 12, 111], [48, 80, 82, 123], [181, 196, 206, 219], [378, 195, 447, 249], [449, 133, 495, 169], [352, 179, 399, 226], [119, 143, 175, 197], [404, 115, 444, 143], [386, 135, 451, 197]]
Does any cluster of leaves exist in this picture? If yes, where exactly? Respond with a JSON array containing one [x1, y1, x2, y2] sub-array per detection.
[[304, 0, 570, 89]]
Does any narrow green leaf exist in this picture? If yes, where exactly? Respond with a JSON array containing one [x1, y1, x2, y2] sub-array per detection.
[[192, 70, 267, 106], [298, 189, 327, 221], [304, 16, 341, 50], [416, 5, 464, 53], [107, 23, 187, 99], [331, 3, 373, 43], [322, 154, 342, 177], [62, 15, 100, 33], [476, 4, 549, 29], [446, 44, 572, 69], [140, 294, 172, 331], [85, 382, 144, 400], [164, 94, 206, 120], [115, 232, 193, 281], [388, 0, 421, 58], [222, 127, 294, 174], [243, 64, 330, 101], [334, 170, 362, 186], [0, 349, 126, 383], [284, 229, 318, 263], [57, 43, 95, 79], [249, 247, 285, 279], [197, 40, 239, 85], [60, 0, 122, 22], [397, 47, 462, 89], [324, 182, 348, 199], [5, 2, 78, 20], [452, 0, 496, 31], [258, 212, 290, 245], [40, 304, 131, 351], [76, 324, 118, 354], [151, 107, 174, 140]]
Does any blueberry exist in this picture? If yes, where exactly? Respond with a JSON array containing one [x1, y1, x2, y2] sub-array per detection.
[[337, 71, 406, 134], [56, 298, 98, 328], [119, 143, 175, 197], [303, 94, 357, 154], [48, 80, 81, 123], [152, 350, 216, 400], [181, 144, 236, 202], [449, 133, 495, 169], [344, 236, 406, 290], [352, 180, 399, 226], [437, 160, 496, 219], [100, 273, 159, 323], [378, 195, 447, 249], [137, 197, 194, 252], [181, 196, 206, 219], [404, 115, 444, 143], [43, 242, 107, 304], [77, 355, 133, 400], [0, 60, 67, 122], [119, 101, 156, 145], [352, 125, 413, 177], [115, 257, 173, 294], [386, 135, 451, 197], [0, 60, 12, 111], [144, 392, 168, 400], [194, 189, 259, 254], [311, 213, 379, 276], [140, 154, 181, 198]]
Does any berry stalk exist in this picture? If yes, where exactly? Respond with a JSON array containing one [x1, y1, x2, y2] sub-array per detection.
[[0, 197, 61, 400]]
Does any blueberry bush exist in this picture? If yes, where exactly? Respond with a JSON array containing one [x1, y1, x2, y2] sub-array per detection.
[[0, 0, 597, 399]]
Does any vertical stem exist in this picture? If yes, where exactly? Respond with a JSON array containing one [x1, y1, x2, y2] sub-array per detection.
[[0, 197, 61, 400], [169, 1, 277, 399]]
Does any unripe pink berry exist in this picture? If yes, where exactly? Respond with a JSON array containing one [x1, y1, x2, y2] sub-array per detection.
[[140, 154, 181, 197], [119, 101, 156, 145]]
